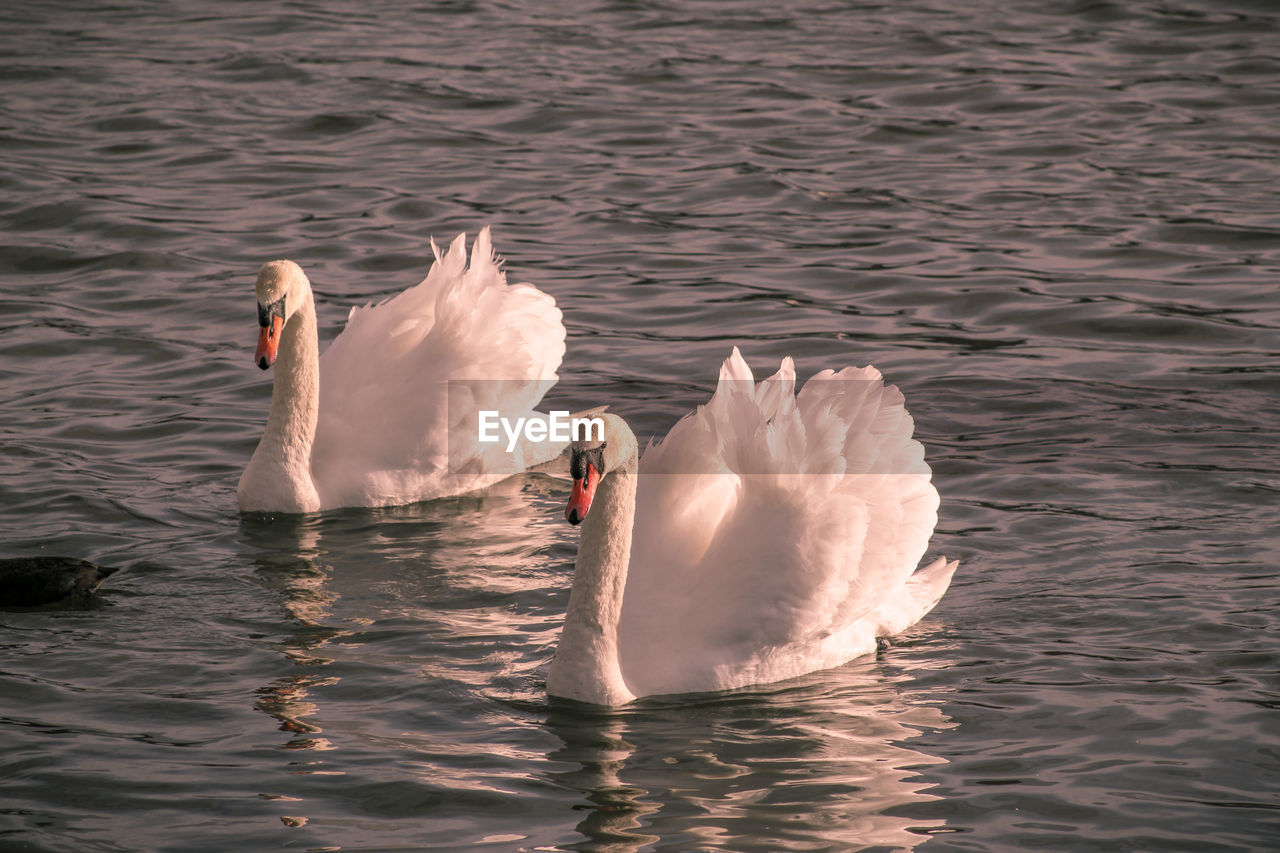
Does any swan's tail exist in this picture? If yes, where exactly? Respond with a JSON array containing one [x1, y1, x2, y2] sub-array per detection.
[[873, 556, 958, 638]]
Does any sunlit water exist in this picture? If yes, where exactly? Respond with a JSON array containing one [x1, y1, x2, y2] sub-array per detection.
[[2, 1, 1278, 850]]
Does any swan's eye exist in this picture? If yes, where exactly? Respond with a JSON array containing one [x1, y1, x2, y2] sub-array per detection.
[[258, 296, 286, 329], [570, 443, 606, 480]]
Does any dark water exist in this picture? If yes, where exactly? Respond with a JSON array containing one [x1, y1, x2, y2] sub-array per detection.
[[2, 1, 1278, 850]]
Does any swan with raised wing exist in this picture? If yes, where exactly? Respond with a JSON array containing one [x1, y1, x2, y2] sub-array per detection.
[[548, 348, 956, 705], [237, 228, 565, 513]]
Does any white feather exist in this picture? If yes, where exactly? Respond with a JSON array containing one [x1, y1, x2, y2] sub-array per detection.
[[550, 348, 956, 704], [238, 228, 565, 513]]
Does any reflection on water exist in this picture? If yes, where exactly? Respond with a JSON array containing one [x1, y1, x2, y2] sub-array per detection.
[[239, 514, 344, 753], [547, 706, 662, 851], [547, 662, 954, 852], [229, 478, 956, 850], [3, 0, 1277, 847]]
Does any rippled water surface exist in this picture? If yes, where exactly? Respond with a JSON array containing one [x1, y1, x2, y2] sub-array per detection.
[[2, 1, 1278, 850]]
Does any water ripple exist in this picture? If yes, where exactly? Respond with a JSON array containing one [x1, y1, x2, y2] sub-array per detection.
[[1, 0, 1278, 850]]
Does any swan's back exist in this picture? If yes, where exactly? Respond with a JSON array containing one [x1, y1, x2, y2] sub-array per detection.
[[310, 229, 565, 508], [619, 348, 953, 697]]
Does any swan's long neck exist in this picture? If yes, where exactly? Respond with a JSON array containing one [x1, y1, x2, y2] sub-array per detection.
[[238, 296, 321, 512], [548, 453, 639, 705]]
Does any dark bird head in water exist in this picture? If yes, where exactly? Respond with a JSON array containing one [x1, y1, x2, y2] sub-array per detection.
[[0, 557, 118, 608]]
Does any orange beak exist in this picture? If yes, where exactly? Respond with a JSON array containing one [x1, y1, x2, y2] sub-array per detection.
[[255, 314, 284, 370], [565, 463, 600, 525]]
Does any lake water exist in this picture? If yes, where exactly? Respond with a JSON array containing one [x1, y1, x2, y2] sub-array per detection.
[[2, 1, 1278, 850]]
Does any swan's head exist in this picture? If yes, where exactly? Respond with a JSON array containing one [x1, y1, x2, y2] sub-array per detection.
[[564, 411, 637, 526], [253, 259, 310, 370]]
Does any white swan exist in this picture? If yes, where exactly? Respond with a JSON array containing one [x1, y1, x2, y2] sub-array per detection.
[[548, 348, 956, 705], [237, 228, 566, 513]]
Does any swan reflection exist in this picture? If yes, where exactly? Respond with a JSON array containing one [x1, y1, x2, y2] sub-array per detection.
[[545, 658, 953, 852], [239, 513, 343, 752], [235, 478, 952, 850], [238, 475, 566, 752], [546, 704, 662, 850]]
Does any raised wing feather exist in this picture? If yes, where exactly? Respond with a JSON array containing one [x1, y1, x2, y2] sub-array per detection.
[[310, 229, 565, 508], [618, 348, 946, 696]]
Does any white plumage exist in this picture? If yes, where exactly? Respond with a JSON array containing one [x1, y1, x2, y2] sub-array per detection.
[[237, 228, 565, 513], [549, 348, 956, 705]]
